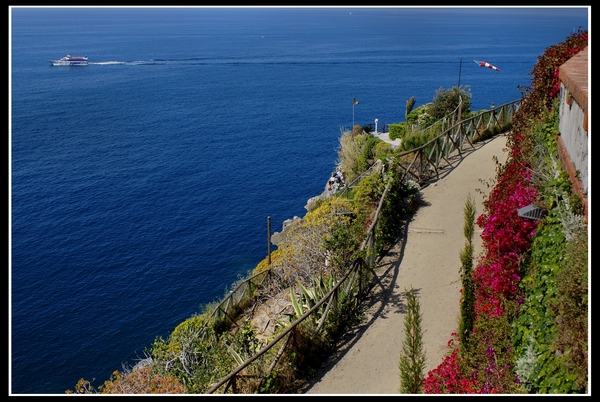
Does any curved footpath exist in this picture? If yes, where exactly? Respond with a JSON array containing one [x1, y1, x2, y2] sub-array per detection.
[[300, 133, 509, 394]]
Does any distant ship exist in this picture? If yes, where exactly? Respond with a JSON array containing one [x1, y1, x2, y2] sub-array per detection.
[[49, 55, 88, 66]]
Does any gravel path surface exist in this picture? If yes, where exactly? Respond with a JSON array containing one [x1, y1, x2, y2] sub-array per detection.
[[300, 133, 509, 395]]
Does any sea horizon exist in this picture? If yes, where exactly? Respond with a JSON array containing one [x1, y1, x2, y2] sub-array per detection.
[[10, 6, 589, 394]]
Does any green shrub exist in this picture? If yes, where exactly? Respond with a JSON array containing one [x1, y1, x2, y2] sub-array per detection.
[[406, 104, 435, 128], [427, 85, 472, 119], [337, 131, 382, 182], [373, 162, 407, 254], [399, 129, 437, 153], [353, 172, 385, 213], [465, 311, 523, 394], [373, 140, 393, 160], [389, 123, 406, 140], [473, 122, 513, 142]]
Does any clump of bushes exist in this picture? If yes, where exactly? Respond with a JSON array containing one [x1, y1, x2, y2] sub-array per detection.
[[422, 28, 588, 394], [388, 122, 407, 140]]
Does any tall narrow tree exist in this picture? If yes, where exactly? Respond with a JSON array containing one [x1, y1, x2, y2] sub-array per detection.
[[405, 96, 415, 133], [458, 194, 476, 355], [399, 287, 426, 394]]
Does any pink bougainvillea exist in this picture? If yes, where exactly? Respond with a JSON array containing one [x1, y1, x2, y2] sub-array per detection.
[[473, 158, 539, 317], [422, 29, 587, 394], [423, 153, 538, 393], [423, 348, 478, 394]]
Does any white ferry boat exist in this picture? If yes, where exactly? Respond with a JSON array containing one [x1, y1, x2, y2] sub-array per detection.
[[49, 55, 88, 66]]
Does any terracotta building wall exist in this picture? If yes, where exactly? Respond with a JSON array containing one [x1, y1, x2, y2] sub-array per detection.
[[558, 46, 588, 218]]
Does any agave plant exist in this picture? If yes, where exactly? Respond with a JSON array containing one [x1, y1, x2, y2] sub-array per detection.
[[288, 275, 337, 329]]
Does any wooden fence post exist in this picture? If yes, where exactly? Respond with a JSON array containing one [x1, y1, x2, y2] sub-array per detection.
[[267, 216, 271, 265]]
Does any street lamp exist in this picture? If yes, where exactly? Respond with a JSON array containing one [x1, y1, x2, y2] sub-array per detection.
[[375, 118, 378, 134]]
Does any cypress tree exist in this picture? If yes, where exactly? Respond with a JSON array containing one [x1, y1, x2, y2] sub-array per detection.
[[399, 287, 426, 394], [458, 195, 476, 355]]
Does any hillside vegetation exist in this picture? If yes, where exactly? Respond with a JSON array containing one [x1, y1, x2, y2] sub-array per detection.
[[423, 28, 588, 394], [68, 29, 588, 394]]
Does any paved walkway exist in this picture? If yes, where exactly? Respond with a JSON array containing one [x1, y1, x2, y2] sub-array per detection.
[[301, 133, 509, 394], [372, 131, 401, 148]]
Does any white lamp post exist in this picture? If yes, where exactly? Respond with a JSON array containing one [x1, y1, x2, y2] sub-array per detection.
[[375, 118, 378, 133]]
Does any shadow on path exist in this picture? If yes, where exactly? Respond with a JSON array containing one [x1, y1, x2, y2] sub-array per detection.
[[297, 133, 508, 394], [297, 212, 421, 392]]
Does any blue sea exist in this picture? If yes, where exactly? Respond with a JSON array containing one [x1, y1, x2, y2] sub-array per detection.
[[9, 6, 589, 394]]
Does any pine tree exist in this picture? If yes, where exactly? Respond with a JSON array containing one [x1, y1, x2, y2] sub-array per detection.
[[399, 287, 426, 394]]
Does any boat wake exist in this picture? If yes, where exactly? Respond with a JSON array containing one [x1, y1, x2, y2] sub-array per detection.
[[89, 60, 161, 65], [89, 59, 209, 66], [90, 61, 126, 65], [86, 57, 303, 66]]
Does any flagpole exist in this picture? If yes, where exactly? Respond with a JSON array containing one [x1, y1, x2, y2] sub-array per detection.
[[352, 97, 358, 127]]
